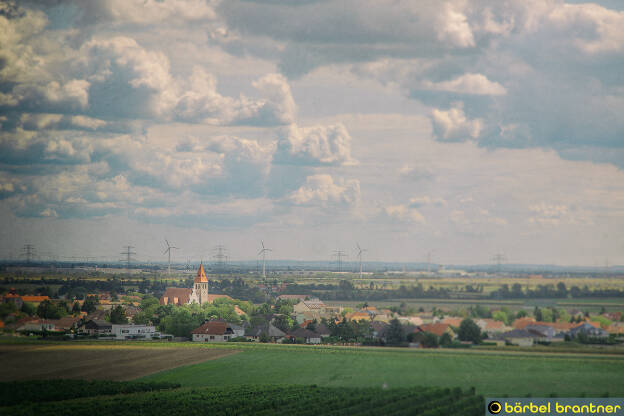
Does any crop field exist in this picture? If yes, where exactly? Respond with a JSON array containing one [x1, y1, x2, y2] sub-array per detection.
[[1, 383, 483, 416], [141, 343, 624, 397], [0, 344, 235, 381], [325, 297, 624, 312]]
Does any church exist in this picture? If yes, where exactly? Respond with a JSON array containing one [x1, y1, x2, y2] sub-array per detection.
[[160, 264, 231, 306]]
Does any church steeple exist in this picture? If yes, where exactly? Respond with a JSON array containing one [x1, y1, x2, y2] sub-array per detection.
[[194, 262, 208, 283]]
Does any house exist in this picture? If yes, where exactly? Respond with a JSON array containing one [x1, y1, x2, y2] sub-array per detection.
[[2, 290, 23, 308], [287, 327, 322, 344], [161, 264, 232, 306], [499, 329, 535, 346], [440, 317, 463, 328], [112, 324, 161, 340], [20, 295, 50, 304], [293, 298, 341, 322], [606, 322, 624, 335], [512, 317, 536, 329], [476, 319, 508, 334], [524, 324, 565, 342], [416, 323, 455, 338], [17, 319, 58, 333], [191, 320, 244, 342], [79, 319, 112, 336], [398, 316, 424, 326], [244, 322, 286, 342], [277, 294, 309, 302], [345, 312, 371, 322], [51, 316, 82, 332], [569, 322, 610, 338]]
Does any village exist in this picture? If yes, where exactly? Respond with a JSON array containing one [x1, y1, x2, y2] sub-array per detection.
[[1, 265, 623, 348]]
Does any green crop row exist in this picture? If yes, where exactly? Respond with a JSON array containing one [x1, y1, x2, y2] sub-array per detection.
[[1, 384, 483, 416], [0, 379, 180, 405]]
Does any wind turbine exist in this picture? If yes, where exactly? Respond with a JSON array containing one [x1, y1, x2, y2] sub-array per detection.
[[163, 239, 179, 275], [356, 243, 367, 279], [258, 240, 272, 278]]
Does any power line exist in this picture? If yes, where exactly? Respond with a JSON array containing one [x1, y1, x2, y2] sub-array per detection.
[[120, 245, 136, 271], [213, 245, 228, 270], [22, 244, 35, 263], [491, 253, 507, 273], [332, 250, 348, 272]]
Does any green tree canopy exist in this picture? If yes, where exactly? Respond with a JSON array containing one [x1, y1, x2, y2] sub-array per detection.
[[458, 318, 482, 344]]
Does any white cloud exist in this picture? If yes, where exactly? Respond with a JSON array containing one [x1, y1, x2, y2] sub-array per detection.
[[274, 123, 357, 166], [409, 196, 447, 207], [431, 103, 483, 141], [423, 73, 506, 96], [384, 204, 426, 224], [436, 2, 475, 48], [288, 174, 360, 207]]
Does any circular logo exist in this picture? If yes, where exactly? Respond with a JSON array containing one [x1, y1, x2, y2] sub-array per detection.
[[488, 401, 502, 414]]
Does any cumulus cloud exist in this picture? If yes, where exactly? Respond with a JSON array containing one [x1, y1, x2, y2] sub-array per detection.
[[422, 73, 506, 96], [431, 103, 483, 141], [409, 196, 447, 207], [384, 204, 426, 224], [175, 70, 296, 125], [274, 123, 356, 166], [287, 174, 360, 207]]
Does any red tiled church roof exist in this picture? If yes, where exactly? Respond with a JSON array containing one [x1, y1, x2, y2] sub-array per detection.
[[194, 263, 208, 283]]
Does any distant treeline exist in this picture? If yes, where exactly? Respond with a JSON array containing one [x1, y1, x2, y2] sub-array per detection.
[[283, 281, 451, 301], [489, 282, 624, 299]]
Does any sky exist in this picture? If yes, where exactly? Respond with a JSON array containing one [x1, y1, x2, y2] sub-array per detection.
[[0, 0, 623, 266]]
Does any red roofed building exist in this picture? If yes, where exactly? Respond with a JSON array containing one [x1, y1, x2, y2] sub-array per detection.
[[161, 264, 229, 306], [512, 317, 536, 330], [21, 295, 50, 303], [191, 320, 244, 342], [416, 323, 455, 338]]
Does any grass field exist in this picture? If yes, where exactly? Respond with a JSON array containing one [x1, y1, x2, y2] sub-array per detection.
[[2, 340, 624, 397], [141, 343, 624, 397]]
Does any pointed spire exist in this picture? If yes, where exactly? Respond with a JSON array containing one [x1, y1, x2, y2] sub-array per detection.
[[194, 263, 208, 283]]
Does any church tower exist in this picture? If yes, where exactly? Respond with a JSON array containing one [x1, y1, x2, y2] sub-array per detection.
[[193, 263, 209, 304]]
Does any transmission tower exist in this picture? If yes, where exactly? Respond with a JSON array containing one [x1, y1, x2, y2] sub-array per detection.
[[332, 250, 347, 272], [213, 245, 228, 270], [22, 244, 35, 263], [491, 253, 507, 273], [120, 245, 136, 271]]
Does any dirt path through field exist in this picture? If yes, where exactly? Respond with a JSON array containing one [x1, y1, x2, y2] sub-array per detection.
[[0, 345, 237, 381]]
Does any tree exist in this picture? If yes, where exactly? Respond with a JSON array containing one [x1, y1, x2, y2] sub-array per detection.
[[458, 318, 482, 344], [423, 332, 439, 348], [0, 302, 17, 319], [385, 318, 406, 346], [534, 307, 543, 322], [21, 302, 37, 316], [72, 302, 81, 315], [109, 305, 128, 324], [36, 300, 64, 319], [272, 315, 294, 333], [439, 332, 452, 346], [81, 296, 98, 314]]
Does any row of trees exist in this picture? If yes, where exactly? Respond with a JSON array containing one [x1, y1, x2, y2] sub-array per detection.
[[490, 282, 624, 299]]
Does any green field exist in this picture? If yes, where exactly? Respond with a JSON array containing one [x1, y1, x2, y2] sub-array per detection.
[[1, 383, 483, 416], [141, 344, 624, 397]]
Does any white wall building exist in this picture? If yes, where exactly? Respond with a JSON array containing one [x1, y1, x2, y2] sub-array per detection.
[[111, 324, 160, 340]]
